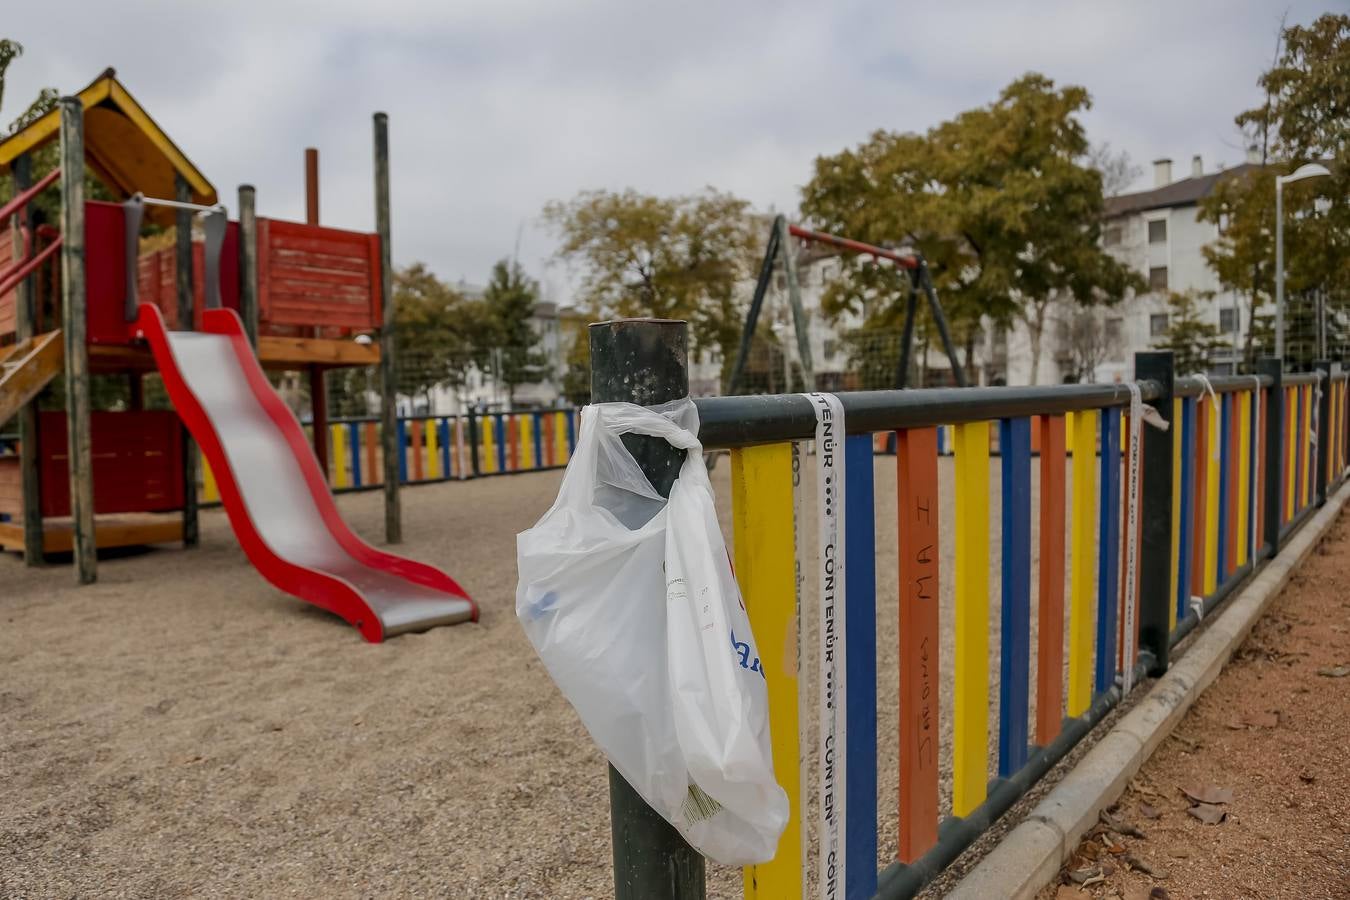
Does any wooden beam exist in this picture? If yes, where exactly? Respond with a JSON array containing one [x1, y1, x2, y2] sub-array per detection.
[[305, 148, 319, 226], [11, 152, 43, 565], [374, 112, 400, 544], [175, 173, 199, 548], [0, 513, 183, 554], [60, 97, 96, 585], [256, 335, 379, 368]]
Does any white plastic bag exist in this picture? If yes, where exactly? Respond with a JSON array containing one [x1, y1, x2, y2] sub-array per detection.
[[516, 398, 788, 864]]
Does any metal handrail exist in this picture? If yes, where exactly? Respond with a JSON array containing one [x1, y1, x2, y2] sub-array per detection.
[[695, 381, 1163, 448], [0, 168, 60, 223]]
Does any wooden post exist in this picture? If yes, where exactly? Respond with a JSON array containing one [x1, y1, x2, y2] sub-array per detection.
[[59, 97, 96, 584], [590, 318, 705, 900], [174, 172, 199, 547], [374, 113, 400, 543], [12, 152, 43, 565], [237, 184, 259, 347], [310, 366, 330, 477], [305, 148, 319, 226]]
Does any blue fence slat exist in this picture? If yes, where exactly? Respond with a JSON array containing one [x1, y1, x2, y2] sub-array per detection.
[[349, 422, 362, 488], [397, 419, 408, 484], [998, 417, 1032, 776], [1095, 410, 1121, 695], [843, 433, 877, 900], [533, 413, 544, 468], [495, 415, 507, 472], [1217, 394, 1231, 577], [1177, 398, 1195, 623], [439, 418, 452, 479]]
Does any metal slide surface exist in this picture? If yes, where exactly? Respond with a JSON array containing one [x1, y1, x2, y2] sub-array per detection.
[[135, 303, 475, 641]]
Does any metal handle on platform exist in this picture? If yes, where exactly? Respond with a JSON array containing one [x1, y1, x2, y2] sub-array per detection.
[[122, 194, 144, 322], [202, 209, 226, 310]]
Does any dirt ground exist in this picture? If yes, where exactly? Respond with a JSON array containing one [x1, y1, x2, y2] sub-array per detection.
[[1040, 513, 1350, 900], [2, 454, 1083, 899]]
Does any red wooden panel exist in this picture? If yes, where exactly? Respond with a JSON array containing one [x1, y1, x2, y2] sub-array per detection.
[[257, 219, 379, 335], [0, 224, 16, 337], [38, 410, 183, 516]]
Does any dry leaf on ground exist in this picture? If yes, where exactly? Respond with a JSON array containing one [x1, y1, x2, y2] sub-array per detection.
[[1139, 802, 1162, 819], [1056, 886, 1091, 900], [1180, 784, 1234, 805], [1316, 665, 1349, 677], [1242, 711, 1280, 728], [1187, 803, 1227, 825]]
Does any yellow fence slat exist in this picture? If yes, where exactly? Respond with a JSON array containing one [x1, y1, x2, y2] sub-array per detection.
[[426, 418, 440, 479], [521, 414, 535, 469], [201, 453, 219, 503], [1068, 409, 1097, 717], [331, 424, 349, 488], [952, 421, 989, 816], [732, 444, 801, 898]]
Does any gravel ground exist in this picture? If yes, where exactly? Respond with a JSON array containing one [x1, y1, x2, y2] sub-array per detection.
[[2, 453, 1087, 898], [1040, 509, 1350, 900]]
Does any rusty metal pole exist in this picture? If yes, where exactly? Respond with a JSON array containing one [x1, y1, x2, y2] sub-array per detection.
[[589, 318, 705, 900], [11, 152, 43, 565], [373, 113, 400, 543], [237, 184, 258, 348], [60, 97, 96, 584], [305, 148, 319, 226]]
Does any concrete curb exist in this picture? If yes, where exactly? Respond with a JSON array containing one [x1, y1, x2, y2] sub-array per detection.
[[947, 485, 1349, 900]]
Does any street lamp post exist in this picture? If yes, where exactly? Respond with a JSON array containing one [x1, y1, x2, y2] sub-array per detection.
[[1275, 162, 1332, 359]]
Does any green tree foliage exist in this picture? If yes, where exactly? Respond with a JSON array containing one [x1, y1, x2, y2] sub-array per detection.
[[483, 258, 547, 402], [801, 73, 1143, 383], [0, 39, 21, 113], [1199, 13, 1348, 371], [1154, 290, 1229, 375], [560, 328, 591, 405], [542, 187, 759, 386], [391, 263, 494, 406]]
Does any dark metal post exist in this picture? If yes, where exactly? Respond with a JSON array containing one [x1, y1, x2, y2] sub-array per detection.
[[174, 173, 200, 547], [310, 366, 330, 477], [917, 260, 968, 387], [590, 318, 705, 900], [237, 184, 259, 348], [467, 410, 481, 478], [12, 152, 43, 565], [1258, 357, 1284, 556], [60, 97, 96, 584], [1315, 360, 1332, 506], [895, 270, 920, 389], [374, 112, 400, 543], [1135, 351, 1174, 674]]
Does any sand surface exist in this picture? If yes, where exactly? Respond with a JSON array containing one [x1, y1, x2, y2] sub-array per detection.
[[2, 455, 1080, 898]]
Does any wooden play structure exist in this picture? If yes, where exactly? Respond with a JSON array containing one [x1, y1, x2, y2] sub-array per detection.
[[0, 70, 472, 638]]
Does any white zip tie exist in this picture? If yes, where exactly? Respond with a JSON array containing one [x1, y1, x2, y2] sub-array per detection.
[[1121, 384, 1144, 692]]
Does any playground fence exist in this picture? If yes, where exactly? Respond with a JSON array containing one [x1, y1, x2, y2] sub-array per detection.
[[198, 407, 582, 502], [637, 352, 1346, 899]]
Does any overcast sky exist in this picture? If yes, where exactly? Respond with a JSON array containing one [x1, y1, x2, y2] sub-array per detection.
[[4, 1, 1331, 304]]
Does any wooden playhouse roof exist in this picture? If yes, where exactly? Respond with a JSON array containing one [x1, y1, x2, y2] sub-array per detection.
[[0, 69, 216, 223]]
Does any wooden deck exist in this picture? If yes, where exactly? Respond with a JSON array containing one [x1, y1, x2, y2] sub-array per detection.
[[0, 512, 182, 555], [88, 336, 378, 372]]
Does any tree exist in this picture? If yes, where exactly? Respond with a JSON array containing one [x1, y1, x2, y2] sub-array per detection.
[[483, 258, 547, 402], [542, 187, 759, 386], [389, 263, 493, 409], [1199, 13, 1348, 371], [801, 74, 1143, 384], [560, 328, 591, 405], [0, 39, 20, 114], [1056, 306, 1123, 383], [1154, 290, 1228, 375], [1089, 142, 1142, 196]]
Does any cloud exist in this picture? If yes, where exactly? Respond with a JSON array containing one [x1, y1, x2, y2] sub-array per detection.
[[1, 0, 1330, 299]]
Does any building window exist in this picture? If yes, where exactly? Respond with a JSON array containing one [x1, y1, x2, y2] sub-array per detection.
[[1219, 307, 1239, 332], [822, 339, 838, 361], [1104, 225, 1123, 247], [1148, 219, 1167, 244], [1150, 313, 1169, 337], [1149, 266, 1168, 292], [1105, 317, 1124, 344]]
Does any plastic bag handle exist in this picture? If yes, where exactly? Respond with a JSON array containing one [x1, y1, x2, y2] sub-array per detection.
[[593, 399, 702, 453]]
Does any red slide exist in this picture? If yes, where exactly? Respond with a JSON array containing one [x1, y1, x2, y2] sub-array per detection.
[[135, 303, 476, 642]]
